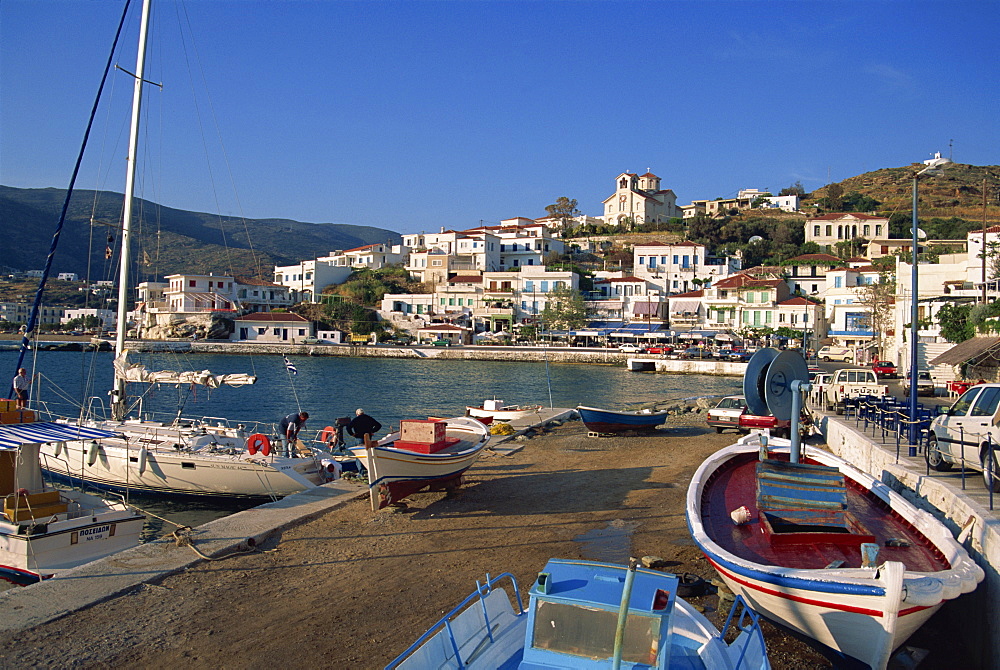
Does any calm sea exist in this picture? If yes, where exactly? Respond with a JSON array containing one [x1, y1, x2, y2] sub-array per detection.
[[3, 348, 741, 537]]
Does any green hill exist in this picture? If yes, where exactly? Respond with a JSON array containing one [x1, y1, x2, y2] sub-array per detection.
[[0, 185, 401, 281]]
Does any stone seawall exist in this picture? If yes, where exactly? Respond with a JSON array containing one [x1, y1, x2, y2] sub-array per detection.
[[817, 414, 1000, 670], [120, 341, 744, 375]]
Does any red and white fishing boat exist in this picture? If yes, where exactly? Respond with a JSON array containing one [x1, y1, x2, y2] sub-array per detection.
[[466, 398, 543, 423], [349, 416, 490, 510], [686, 435, 983, 669]]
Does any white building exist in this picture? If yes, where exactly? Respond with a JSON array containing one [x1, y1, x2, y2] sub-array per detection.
[[57, 272, 79, 282], [806, 213, 889, 252], [633, 241, 739, 295], [273, 259, 354, 303], [62, 308, 116, 328], [162, 274, 237, 314], [602, 171, 680, 226], [231, 312, 312, 343]]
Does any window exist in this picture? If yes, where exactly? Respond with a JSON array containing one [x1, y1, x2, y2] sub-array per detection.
[[826, 225, 832, 237], [661, 256, 667, 264], [875, 225, 883, 236], [189, 280, 196, 288], [863, 225, 870, 236], [971, 387, 1000, 416], [948, 388, 981, 416], [834, 276, 843, 288], [813, 225, 820, 236], [673, 255, 679, 264]]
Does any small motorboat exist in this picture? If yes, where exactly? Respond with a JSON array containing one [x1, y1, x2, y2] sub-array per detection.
[[348, 416, 490, 510], [686, 435, 984, 669], [576, 405, 670, 433], [387, 557, 771, 669], [466, 398, 542, 422], [0, 412, 144, 585]]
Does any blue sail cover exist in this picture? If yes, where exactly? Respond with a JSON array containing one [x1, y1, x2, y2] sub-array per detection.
[[0, 422, 121, 450]]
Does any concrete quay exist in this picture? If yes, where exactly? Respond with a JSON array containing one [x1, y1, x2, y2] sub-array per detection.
[[0, 407, 577, 634], [811, 409, 1000, 670]]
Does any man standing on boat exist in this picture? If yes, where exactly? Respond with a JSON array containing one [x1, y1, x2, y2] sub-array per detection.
[[347, 408, 382, 445], [12, 368, 31, 410], [279, 411, 309, 458]]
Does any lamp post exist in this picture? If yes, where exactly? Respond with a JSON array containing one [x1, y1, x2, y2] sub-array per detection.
[[909, 153, 951, 444]]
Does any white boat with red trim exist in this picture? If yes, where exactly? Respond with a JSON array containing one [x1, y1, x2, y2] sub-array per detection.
[[348, 416, 489, 510], [685, 434, 983, 669], [466, 398, 543, 422]]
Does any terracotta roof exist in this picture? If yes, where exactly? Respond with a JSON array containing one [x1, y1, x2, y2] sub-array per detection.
[[635, 240, 703, 249], [972, 225, 1000, 234], [448, 275, 482, 283], [670, 289, 704, 298], [778, 296, 820, 306], [608, 276, 644, 283], [846, 256, 869, 262], [787, 253, 841, 262], [418, 323, 465, 332], [640, 172, 659, 179], [234, 275, 283, 287], [812, 212, 887, 221], [344, 243, 380, 253], [234, 312, 308, 323]]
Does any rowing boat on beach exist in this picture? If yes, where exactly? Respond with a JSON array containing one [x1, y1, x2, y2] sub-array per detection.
[[348, 416, 490, 510], [466, 398, 543, 422], [686, 435, 983, 669], [576, 405, 670, 433]]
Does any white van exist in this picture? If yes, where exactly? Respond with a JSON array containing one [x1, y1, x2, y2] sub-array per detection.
[[817, 346, 854, 363]]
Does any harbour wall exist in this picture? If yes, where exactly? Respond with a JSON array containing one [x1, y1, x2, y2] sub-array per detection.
[[817, 414, 1000, 669]]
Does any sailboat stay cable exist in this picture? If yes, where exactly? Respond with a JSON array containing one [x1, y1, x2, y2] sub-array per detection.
[[11, 0, 135, 386]]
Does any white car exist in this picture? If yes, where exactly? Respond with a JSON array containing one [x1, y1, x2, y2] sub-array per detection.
[[618, 344, 645, 353], [706, 395, 747, 433], [927, 383, 1000, 492]]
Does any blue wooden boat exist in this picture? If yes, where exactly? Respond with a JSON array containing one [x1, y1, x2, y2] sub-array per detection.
[[387, 558, 771, 669], [576, 405, 669, 433]]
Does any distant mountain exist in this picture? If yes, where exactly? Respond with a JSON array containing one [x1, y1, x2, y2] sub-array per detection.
[[0, 185, 401, 281]]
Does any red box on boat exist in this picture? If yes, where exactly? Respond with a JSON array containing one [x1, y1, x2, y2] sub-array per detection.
[[400, 419, 446, 444]]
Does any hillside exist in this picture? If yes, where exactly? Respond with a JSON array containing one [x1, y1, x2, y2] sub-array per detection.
[[0, 186, 401, 281], [805, 162, 1000, 223]]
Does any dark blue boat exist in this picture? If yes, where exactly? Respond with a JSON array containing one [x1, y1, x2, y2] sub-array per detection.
[[576, 405, 669, 433]]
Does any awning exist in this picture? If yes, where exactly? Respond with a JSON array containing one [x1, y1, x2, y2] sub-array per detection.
[[715, 333, 734, 341], [678, 330, 718, 339], [633, 302, 661, 316], [929, 336, 1000, 367], [670, 300, 701, 314], [0, 422, 122, 450]]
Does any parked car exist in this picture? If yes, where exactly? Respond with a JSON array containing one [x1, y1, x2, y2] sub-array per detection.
[[738, 408, 812, 440], [871, 361, 898, 378], [645, 345, 672, 355], [301, 336, 322, 345], [927, 383, 1000, 492], [902, 370, 935, 396], [714, 348, 734, 359], [807, 367, 823, 381], [817, 346, 854, 363], [706, 395, 747, 433], [824, 368, 888, 414], [680, 347, 709, 360], [431, 339, 453, 347], [618, 343, 645, 353]]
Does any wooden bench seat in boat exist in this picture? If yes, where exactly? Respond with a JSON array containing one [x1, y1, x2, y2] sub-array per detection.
[[4, 490, 69, 522], [755, 459, 874, 546]]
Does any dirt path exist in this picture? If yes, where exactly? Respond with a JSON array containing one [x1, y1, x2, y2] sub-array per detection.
[[0, 416, 961, 668]]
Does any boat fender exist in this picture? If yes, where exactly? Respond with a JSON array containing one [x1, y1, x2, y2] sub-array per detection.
[[138, 446, 148, 475], [936, 571, 964, 601], [246, 433, 271, 457], [677, 573, 707, 598], [87, 440, 100, 467], [901, 576, 943, 607], [53, 441, 65, 458], [319, 426, 337, 444]]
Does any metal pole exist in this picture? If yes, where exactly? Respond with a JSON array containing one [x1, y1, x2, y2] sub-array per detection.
[[909, 173, 919, 445], [983, 178, 989, 305]]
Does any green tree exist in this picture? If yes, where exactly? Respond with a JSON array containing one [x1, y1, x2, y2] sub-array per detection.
[[779, 181, 806, 197], [853, 272, 895, 359], [937, 303, 974, 343], [540, 285, 588, 330], [544, 197, 581, 233]]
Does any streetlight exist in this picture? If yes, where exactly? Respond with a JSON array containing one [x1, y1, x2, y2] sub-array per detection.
[[909, 153, 951, 444]]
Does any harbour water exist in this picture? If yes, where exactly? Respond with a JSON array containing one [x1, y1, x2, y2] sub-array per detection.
[[3, 349, 742, 536]]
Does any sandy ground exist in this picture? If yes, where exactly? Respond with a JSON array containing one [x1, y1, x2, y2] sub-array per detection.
[[0, 414, 970, 669]]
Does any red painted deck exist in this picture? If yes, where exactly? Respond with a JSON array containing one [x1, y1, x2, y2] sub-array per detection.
[[701, 452, 950, 572]]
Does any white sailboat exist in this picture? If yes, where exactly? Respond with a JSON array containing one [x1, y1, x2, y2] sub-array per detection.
[[37, 0, 327, 500]]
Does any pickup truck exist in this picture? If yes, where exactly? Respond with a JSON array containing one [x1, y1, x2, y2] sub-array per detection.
[[738, 410, 812, 439], [824, 368, 888, 414]]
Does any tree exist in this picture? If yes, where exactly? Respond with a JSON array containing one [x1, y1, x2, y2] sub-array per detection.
[[540, 285, 588, 331], [937, 303, 974, 343], [779, 181, 806, 197], [822, 183, 844, 211], [853, 272, 895, 359], [544, 197, 580, 233]]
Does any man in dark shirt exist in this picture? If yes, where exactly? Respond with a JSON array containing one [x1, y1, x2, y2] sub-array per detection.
[[347, 408, 382, 444], [278, 411, 309, 458]]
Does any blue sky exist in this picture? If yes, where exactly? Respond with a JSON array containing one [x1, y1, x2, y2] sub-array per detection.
[[2, 1, 996, 235]]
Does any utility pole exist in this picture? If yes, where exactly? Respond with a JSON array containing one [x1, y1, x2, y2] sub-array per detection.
[[983, 177, 989, 305]]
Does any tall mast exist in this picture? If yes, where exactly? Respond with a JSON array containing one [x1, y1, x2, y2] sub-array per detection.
[[112, 0, 152, 421]]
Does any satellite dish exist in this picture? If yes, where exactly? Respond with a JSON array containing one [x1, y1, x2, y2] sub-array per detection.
[[749, 236, 764, 243], [764, 351, 809, 421], [917, 228, 927, 240], [743, 348, 779, 416]]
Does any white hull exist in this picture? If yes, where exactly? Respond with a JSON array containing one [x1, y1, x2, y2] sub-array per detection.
[[41, 420, 324, 499], [1, 493, 144, 583], [466, 405, 542, 422], [686, 437, 984, 669]]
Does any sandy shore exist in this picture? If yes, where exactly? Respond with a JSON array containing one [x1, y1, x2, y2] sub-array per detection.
[[0, 413, 969, 669]]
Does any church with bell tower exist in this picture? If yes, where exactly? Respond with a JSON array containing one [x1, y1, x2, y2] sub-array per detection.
[[602, 170, 679, 226]]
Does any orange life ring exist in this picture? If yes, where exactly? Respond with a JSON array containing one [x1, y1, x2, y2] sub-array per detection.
[[247, 433, 271, 456], [319, 426, 337, 444]]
